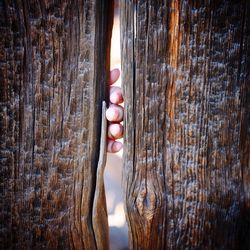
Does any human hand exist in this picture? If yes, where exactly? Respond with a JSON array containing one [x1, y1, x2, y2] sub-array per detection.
[[106, 69, 124, 153]]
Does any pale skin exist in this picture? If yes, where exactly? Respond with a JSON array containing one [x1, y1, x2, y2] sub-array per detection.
[[106, 68, 124, 153]]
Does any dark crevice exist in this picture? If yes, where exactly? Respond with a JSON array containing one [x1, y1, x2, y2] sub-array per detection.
[[132, 0, 137, 197], [91, 1, 114, 249]]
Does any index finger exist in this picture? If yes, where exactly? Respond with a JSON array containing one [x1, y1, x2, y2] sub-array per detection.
[[109, 68, 120, 85]]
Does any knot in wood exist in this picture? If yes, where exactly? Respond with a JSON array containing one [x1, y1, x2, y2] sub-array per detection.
[[135, 185, 157, 221]]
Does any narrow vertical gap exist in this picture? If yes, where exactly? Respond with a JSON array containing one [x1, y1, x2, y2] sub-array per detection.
[[104, 1, 128, 249]]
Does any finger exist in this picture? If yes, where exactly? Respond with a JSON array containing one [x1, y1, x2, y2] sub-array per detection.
[[110, 86, 124, 104], [107, 139, 123, 153], [106, 104, 124, 122], [108, 123, 123, 140], [109, 68, 120, 85]]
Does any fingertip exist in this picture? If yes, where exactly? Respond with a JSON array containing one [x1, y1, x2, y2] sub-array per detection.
[[109, 68, 120, 85], [107, 140, 123, 153], [106, 108, 118, 121], [108, 123, 123, 139], [106, 105, 123, 122], [110, 86, 124, 104], [113, 141, 123, 152], [110, 92, 121, 104]]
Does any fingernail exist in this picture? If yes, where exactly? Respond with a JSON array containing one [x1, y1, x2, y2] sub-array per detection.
[[110, 92, 120, 103], [110, 68, 120, 83], [106, 108, 118, 121], [110, 124, 120, 136], [113, 142, 123, 152]]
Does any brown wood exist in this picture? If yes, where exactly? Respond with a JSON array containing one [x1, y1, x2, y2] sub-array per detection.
[[0, 1, 113, 249], [121, 1, 249, 249], [93, 101, 109, 250]]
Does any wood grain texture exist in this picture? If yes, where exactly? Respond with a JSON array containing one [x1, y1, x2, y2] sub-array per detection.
[[120, 1, 249, 249], [0, 1, 113, 249], [93, 101, 109, 250]]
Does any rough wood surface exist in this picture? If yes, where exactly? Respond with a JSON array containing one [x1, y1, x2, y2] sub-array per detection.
[[0, 1, 113, 249], [92, 101, 109, 250], [121, 1, 249, 249]]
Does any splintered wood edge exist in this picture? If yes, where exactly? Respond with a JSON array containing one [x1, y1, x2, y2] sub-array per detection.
[[98, 101, 107, 167], [92, 101, 109, 250]]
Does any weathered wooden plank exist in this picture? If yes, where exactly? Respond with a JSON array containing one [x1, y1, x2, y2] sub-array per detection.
[[121, 1, 249, 249], [0, 0, 113, 249], [92, 101, 109, 250]]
